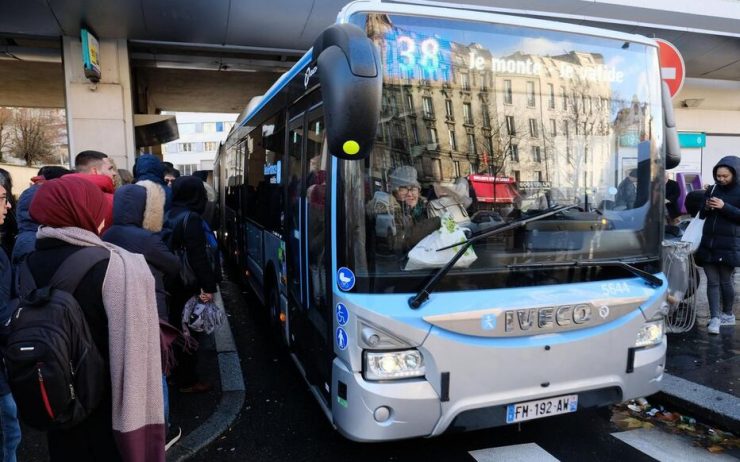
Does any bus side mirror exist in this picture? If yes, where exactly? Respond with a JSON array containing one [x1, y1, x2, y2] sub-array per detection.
[[312, 23, 382, 160], [662, 81, 681, 170]]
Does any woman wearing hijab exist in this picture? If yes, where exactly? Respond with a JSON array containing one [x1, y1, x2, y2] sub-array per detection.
[[25, 176, 165, 461], [164, 176, 218, 393]]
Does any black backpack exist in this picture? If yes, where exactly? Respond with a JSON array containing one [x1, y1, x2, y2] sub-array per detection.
[[3, 247, 109, 431]]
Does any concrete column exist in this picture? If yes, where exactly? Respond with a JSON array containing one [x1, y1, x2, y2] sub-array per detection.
[[62, 36, 135, 170]]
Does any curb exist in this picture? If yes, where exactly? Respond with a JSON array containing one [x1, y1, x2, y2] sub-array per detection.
[[653, 373, 740, 434], [168, 290, 246, 461]]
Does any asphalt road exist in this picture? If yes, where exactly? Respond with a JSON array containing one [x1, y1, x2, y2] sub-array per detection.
[[190, 272, 672, 462]]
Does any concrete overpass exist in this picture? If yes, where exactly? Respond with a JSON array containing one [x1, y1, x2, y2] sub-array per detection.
[[0, 0, 739, 169]]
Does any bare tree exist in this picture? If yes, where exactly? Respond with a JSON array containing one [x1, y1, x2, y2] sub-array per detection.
[[8, 108, 60, 166], [0, 108, 12, 162]]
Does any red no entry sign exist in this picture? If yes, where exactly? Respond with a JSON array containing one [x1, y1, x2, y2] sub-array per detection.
[[655, 39, 685, 98]]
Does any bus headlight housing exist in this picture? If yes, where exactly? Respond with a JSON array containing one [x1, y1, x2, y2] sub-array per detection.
[[634, 320, 664, 348], [363, 350, 425, 381]]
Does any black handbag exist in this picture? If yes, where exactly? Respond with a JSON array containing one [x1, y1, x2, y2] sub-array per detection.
[[176, 213, 198, 288]]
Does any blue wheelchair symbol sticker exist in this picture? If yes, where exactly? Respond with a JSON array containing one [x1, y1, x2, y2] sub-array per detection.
[[337, 267, 355, 291], [336, 327, 348, 351], [336, 303, 349, 326], [481, 314, 497, 331]]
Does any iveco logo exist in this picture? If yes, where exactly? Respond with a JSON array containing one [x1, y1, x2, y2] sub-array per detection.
[[503, 304, 593, 333], [304, 66, 318, 88]]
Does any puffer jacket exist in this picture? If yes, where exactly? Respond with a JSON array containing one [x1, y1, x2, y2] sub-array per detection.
[[696, 156, 740, 267], [102, 181, 179, 318], [134, 154, 172, 210], [11, 184, 40, 267]]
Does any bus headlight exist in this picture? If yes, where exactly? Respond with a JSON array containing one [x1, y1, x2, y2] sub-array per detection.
[[363, 350, 425, 381], [634, 320, 664, 348]]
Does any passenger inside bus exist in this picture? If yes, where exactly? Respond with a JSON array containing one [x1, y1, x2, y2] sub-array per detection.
[[366, 165, 441, 255]]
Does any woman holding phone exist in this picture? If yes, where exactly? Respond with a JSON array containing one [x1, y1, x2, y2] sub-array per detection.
[[696, 156, 740, 334]]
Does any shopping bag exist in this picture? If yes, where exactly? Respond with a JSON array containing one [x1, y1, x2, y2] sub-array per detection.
[[404, 215, 477, 270], [680, 212, 704, 253]]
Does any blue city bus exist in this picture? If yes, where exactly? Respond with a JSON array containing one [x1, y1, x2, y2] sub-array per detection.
[[214, 0, 681, 441]]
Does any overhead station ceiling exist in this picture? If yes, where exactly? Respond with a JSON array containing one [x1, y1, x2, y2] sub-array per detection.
[[0, 0, 738, 111]]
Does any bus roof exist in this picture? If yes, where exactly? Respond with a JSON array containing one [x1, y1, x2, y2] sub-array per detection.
[[339, 1, 658, 48], [235, 0, 658, 131]]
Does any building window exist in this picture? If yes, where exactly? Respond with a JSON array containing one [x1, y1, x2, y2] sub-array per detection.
[[423, 97, 434, 118], [537, 170, 543, 182], [480, 72, 489, 91], [406, 94, 414, 111], [504, 80, 512, 104], [482, 105, 490, 128], [203, 122, 216, 133], [509, 144, 519, 162], [485, 136, 493, 155], [513, 170, 521, 182], [529, 118, 538, 138], [454, 160, 461, 177], [179, 123, 196, 135], [463, 103, 473, 124], [561, 86, 567, 110], [548, 83, 555, 109], [445, 99, 454, 120], [410, 123, 419, 144], [526, 81, 535, 107], [448, 129, 457, 150], [506, 115, 516, 136], [563, 120, 569, 138], [467, 133, 476, 154], [216, 121, 224, 132], [177, 164, 198, 175], [460, 73, 470, 90], [180, 143, 193, 152], [550, 119, 556, 137], [532, 146, 541, 162], [204, 141, 218, 151], [428, 127, 438, 144]]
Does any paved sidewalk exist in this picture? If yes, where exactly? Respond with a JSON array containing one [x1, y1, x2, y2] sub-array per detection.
[[659, 268, 740, 434], [167, 290, 245, 461]]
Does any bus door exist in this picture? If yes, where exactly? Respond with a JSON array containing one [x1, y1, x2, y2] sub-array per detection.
[[286, 105, 333, 402]]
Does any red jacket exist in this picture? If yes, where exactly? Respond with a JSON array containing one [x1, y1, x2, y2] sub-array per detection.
[[66, 173, 115, 232]]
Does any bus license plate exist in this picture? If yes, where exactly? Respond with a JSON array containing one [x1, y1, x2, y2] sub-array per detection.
[[506, 394, 578, 424]]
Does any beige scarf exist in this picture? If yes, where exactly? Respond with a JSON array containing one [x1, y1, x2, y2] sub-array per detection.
[[37, 226, 165, 462]]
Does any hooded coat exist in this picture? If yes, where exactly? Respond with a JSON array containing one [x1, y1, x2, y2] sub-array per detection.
[[134, 154, 172, 210], [103, 181, 179, 318], [11, 184, 40, 267], [696, 156, 740, 267], [164, 176, 217, 296]]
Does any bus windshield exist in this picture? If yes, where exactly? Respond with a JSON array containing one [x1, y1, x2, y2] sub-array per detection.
[[338, 12, 664, 294]]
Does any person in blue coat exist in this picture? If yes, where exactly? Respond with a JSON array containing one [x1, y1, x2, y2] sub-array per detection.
[[695, 155, 740, 334], [103, 181, 179, 319], [134, 154, 172, 210]]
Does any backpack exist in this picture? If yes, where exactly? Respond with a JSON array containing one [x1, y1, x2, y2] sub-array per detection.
[[3, 247, 109, 431]]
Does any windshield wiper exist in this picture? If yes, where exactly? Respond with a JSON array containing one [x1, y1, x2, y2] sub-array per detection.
[[506, 260, 663, 288], [408, 205, 579, 309]]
